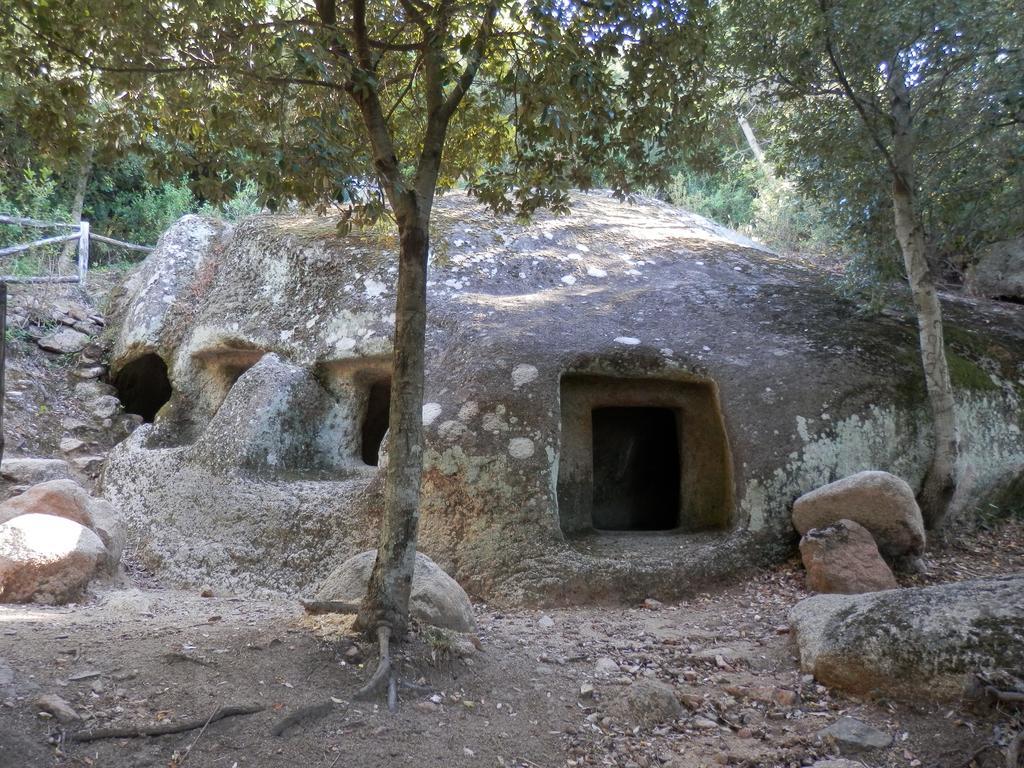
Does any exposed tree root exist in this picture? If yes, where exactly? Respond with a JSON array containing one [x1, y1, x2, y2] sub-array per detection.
[[71, 704, 264, 742], [300, 599, 361, 615], [353, 625, 397, 712], [1007, 731, 1023, 768], [271, 700, 337, 737]]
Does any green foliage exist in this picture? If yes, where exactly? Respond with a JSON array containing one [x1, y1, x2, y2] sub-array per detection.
[[198, 179, 262, 222], [723, 0, 1024, 274], [666, 166, 756, 230]]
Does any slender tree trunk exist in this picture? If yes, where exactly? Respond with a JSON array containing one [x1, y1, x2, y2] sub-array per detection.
[[889, 71, 958, 528], [356, 199, 430, 636], [737, 113, 771, 176], [60, 143, 94, 274]]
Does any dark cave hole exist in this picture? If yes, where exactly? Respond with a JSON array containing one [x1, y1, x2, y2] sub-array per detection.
[[361, 379, 392, 466], [114, 353, 173, 423], [591, 406, 681, 531]]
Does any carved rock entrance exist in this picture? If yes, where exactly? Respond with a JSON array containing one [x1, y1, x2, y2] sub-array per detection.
[[558, 374, 733, 536]]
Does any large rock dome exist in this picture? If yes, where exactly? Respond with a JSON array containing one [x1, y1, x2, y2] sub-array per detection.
[[100, 192, 1024, 603]]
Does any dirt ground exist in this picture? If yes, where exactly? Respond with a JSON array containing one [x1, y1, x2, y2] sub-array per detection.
[[1, 520, 1022, 768]]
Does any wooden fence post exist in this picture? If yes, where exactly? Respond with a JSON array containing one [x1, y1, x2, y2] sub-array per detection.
[[78, 221, 90, 287]]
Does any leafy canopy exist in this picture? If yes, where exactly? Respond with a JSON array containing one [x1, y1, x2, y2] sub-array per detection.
[[724, 0, 1023, 268], [3, 0, 714, 219]]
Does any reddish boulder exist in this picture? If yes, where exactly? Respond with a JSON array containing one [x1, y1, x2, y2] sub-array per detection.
[[799, 519, 897, 594]]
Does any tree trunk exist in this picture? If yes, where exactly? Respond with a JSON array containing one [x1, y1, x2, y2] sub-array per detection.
[[889, 71, 958, 528], [356, 200, 430, 636], [60, 143, 94, 274], [737, 113, 771, 176]]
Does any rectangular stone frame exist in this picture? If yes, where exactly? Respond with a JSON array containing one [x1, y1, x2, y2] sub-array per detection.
[[557, 373, 734, 536]]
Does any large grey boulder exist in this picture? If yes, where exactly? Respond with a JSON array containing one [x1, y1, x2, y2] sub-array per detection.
[[0, 480, 124, 570], [799, 519, 897, 594], [0, 514, 108, 603], [792, 471, 925, 558], [99, 195, 1024, 604], [790, 574, 1024, 699], [314, 550, 475, 632], [964, 236, 1024, 302]]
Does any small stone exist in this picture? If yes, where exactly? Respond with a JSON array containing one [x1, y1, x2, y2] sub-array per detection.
[[772, 688, 800, 708], [595, 657, 620, 676], [59, 438, 85, 453], [692, 716, 719, 730], [90, 395, 122, 420], [537, 615, 555, 629], [71, 455, 106, 474], [643, 598, 663, 610], [73, 366, 106, 380], [817, 717, 892, 751], [579, 683, 595, 700], [609, 679, 682, 727], [33, 694, 81, 723], [200, 585, 214, 597]]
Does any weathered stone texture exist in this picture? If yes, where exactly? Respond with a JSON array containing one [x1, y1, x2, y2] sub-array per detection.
[[789, 574, 1024, 699], [98, 193, 1024, 603]]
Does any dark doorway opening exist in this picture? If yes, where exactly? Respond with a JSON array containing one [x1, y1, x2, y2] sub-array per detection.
[[591, 407, 681, 530], [114, 353, 173, 423], [361, 379, 391, 466]]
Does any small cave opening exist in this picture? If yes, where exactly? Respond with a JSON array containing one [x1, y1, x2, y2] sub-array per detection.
[[591, 407, 681, 531], [361, 379, 392, 466], [114, 353, 173, 423]]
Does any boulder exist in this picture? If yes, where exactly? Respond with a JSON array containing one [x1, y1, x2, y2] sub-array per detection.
[[799, 519, 897, 594], [964, 236, 1024, 302], [0, 458, 71, 487], [0, 480, 124, 569], [789, 573, 1024, 699], [99, 197, 1024, 602], [0, 514, 108, 603], [792, 471, 926, 558], [314, 550, 475, 632], [608, 679, 683, 727], [37, 327, 90, 354]]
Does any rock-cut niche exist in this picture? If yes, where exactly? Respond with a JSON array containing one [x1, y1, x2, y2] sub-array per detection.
[[113, 353, 173, 423], [557, 373, 733, 535]]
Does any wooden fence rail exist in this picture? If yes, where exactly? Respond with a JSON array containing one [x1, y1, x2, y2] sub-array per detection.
[[0, 218, 153, 286], [0, 219, 154, 463]]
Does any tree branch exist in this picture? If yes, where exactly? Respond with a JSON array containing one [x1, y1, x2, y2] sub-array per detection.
[[816, 0, 900, 179], [440, 0, 500, 120]]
